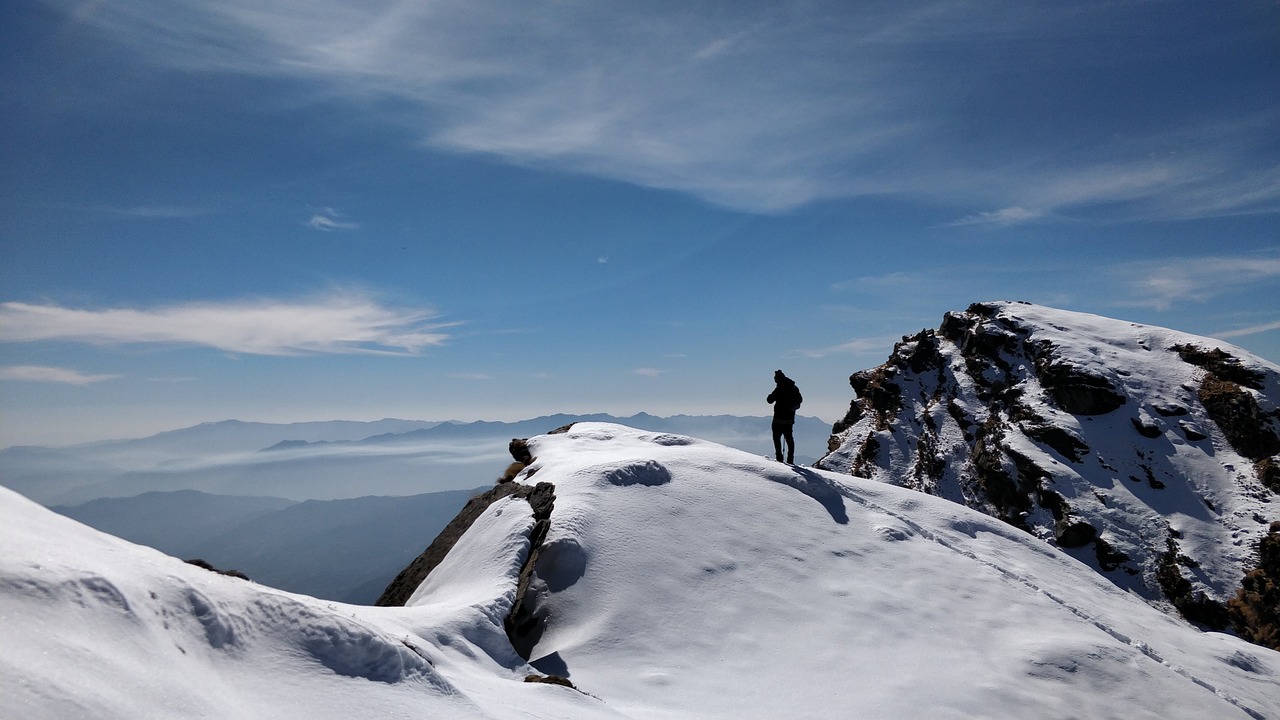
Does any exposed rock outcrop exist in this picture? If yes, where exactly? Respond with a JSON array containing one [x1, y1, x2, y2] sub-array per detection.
[[819, 302, 1280, 636], [1228, 522, 1280, 650], [185, 558, 250, 581], [376, 437, 557, 659], [374, 480, 555, 608]]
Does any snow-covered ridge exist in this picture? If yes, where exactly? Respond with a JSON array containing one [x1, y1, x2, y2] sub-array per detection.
[[818, 301, 1280, 633], [6, 422, 1279, 718]]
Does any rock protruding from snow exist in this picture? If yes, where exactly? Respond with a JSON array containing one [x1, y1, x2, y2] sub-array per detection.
[[819, 301, 1280, 637], [376, 481, 554, 608]]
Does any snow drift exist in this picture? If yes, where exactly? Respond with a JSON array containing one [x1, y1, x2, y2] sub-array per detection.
[[4, 423, 1278, 718]]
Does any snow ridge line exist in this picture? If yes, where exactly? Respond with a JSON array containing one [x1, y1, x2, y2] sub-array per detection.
[[821, 474, 1266, 720]]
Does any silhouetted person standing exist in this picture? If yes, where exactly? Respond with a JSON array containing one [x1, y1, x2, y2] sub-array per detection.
[[767, 369, 803, 463]]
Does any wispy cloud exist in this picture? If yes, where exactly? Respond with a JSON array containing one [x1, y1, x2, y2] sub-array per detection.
[[51, 2, 1280, 217], [0, 365, 120, 385], [633, 368, 665, 377], [831, 272, 922, 293], [100, 204, 213, 219], [1214, 320, 1280, 340], [796, 336, 897, 359], [0, 292, 453, 355], [947, 206, 1045, 228], [448, 372, 493, 381], [1114, 254, 1280, 311], [307, 207, 358, 231]]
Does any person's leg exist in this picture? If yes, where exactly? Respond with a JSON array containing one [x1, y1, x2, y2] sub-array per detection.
[[771, 421, 784, 461], [782, 423, 795, 464]]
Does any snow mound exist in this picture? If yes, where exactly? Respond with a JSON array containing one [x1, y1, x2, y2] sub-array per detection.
[[0, 486, 605, 719], [4, 420, 1280, 718], [510, 423, 1280, 718]]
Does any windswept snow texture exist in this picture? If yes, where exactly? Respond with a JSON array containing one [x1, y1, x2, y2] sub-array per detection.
[[819, 302, 1280, 620], [4, 424, 1280, 718]]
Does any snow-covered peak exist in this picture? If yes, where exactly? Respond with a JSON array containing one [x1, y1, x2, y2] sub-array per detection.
[[819, 301, 1280, 633], [4, 422, 1279, 718]]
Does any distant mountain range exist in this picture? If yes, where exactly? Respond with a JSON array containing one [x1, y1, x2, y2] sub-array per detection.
[[1, 413, 832, 505], [10, 412, 830, 604], [52, 488, 480, 604]]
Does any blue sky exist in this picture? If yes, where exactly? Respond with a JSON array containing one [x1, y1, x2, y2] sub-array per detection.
[[2, 0, 1278, 447]]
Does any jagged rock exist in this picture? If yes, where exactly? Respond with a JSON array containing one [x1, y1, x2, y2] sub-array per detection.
[[510, 438, 534, 464], [1037, 362, 1126, 415], [500, 439, 535, 482], [1131, 417, 1163, 439], [1093, 536, 1131, 573], [185, 558, 250, 581], [1023, 424, 1089, 462], [375, 481, 556, 608], [1174, 344, 1266, 390], [818, 301, 1280, 647], [1228, 522, 1280, 650], [903, 330, 941, 373], [1198, 376, 1280, 460], [1055, 518, 1097, 548], [1257, 458, 1280, 494], [1179, 421, 1209, 442], [1158, 537, 1230, 629], [851, 368, 902, 416], [1154, 403, 1189, 417], [524, 674, 576, 689]]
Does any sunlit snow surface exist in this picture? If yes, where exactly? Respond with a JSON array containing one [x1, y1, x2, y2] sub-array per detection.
[[3, 423, 1278, 718]]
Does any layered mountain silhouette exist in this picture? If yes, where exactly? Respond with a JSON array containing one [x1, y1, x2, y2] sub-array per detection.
[[52, 488, 480, 603], [2, 414, 831, 504]]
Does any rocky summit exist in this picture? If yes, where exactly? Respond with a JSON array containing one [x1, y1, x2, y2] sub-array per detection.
[[818, 301, 1280, 640]]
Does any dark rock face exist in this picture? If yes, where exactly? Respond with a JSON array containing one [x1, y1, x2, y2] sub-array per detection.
[[1174, 344, 1267, 390], [185, 558, 250, 581], [505, 482, 555, 658], [1228, 522, 1280, 650], [1038, 362, 1127, 416], [818, 302, 1280, 643], [1198, 376, 1280, 460], [1054, 518, 1097, 548], [1022, 424, 1089, 462], [1258, 458, 1280, 494], [1157, 537, 1230, 630]]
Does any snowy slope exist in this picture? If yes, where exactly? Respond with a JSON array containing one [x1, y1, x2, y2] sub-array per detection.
[[818, 302, 1280, 628], [3, 423, 1278, 718]]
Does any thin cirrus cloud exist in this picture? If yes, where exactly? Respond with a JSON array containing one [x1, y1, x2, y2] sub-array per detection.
[[307, 208, 359, 232], [795, 336, 898, 359], [0, 365, 120, 385], [1114, 255, 1280, 311], [947, 206, 1046, 228], [46, 1, 1280, 218], [1215, 320, 1280, 340], [0, 294, 454, 356]]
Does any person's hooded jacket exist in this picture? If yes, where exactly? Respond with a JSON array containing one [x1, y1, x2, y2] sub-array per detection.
[[768, 374, 802, 424]]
